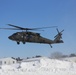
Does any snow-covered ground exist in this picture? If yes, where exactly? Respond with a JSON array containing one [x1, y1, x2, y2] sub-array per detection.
[[62, 57, 76, 62], [0, 57, 76, 75]]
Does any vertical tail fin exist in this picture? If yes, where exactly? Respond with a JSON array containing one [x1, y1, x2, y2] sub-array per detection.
[[54, 29, 64, 43]]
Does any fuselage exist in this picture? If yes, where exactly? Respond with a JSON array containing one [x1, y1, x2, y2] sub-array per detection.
[[8, 32, 54, 44]]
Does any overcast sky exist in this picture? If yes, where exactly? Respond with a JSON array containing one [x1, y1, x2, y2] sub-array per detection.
[[0, 0, 76, 58]]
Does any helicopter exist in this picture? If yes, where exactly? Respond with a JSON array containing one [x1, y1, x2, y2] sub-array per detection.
[[0, 24, 64, 48]]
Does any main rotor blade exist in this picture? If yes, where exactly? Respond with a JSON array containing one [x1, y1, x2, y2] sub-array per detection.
[[0, 28, 21, 30], [31, 26, 58, 30], [8, 24, 31, 30], [0, 28, 45, 31], [8, 24, 57, 30]]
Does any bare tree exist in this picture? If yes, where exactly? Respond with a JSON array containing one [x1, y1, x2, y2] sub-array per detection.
[[50, 51, 63, 59], [69, 53, 76, 57]]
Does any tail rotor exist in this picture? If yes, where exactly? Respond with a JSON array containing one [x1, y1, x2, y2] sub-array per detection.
[[54, 28, 64, 39], [54, 28, 64, 43]]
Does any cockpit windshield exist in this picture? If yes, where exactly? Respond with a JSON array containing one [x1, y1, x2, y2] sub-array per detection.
[[13, 33, 17, 35]]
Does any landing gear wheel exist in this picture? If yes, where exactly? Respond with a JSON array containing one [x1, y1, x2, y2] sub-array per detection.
[[17, 42, 20, 45], [23, 42, 25, 44]]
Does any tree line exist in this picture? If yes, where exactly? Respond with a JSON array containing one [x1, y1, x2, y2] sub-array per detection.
[[50, 52, 76, 59]]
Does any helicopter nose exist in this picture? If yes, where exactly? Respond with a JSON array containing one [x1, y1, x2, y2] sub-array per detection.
[[8, 36, 14, 40]]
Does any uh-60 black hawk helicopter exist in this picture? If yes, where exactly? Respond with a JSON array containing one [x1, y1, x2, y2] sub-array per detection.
[[0, 24, 64, 48]]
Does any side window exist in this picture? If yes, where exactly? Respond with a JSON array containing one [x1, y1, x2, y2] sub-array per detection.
[[0, 61, 2, 65], [13, 61, 15, 64], [4, 61, 6, 64]]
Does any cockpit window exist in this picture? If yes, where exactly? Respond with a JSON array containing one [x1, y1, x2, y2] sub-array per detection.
[[13, 33, 17, 35]]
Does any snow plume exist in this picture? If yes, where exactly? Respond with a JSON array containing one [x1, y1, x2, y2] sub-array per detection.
[[0, 57, 76, 75]]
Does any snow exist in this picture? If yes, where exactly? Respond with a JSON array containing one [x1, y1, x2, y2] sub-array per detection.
[[62, 57, 76, 62], [0, 57, 76, 75]]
